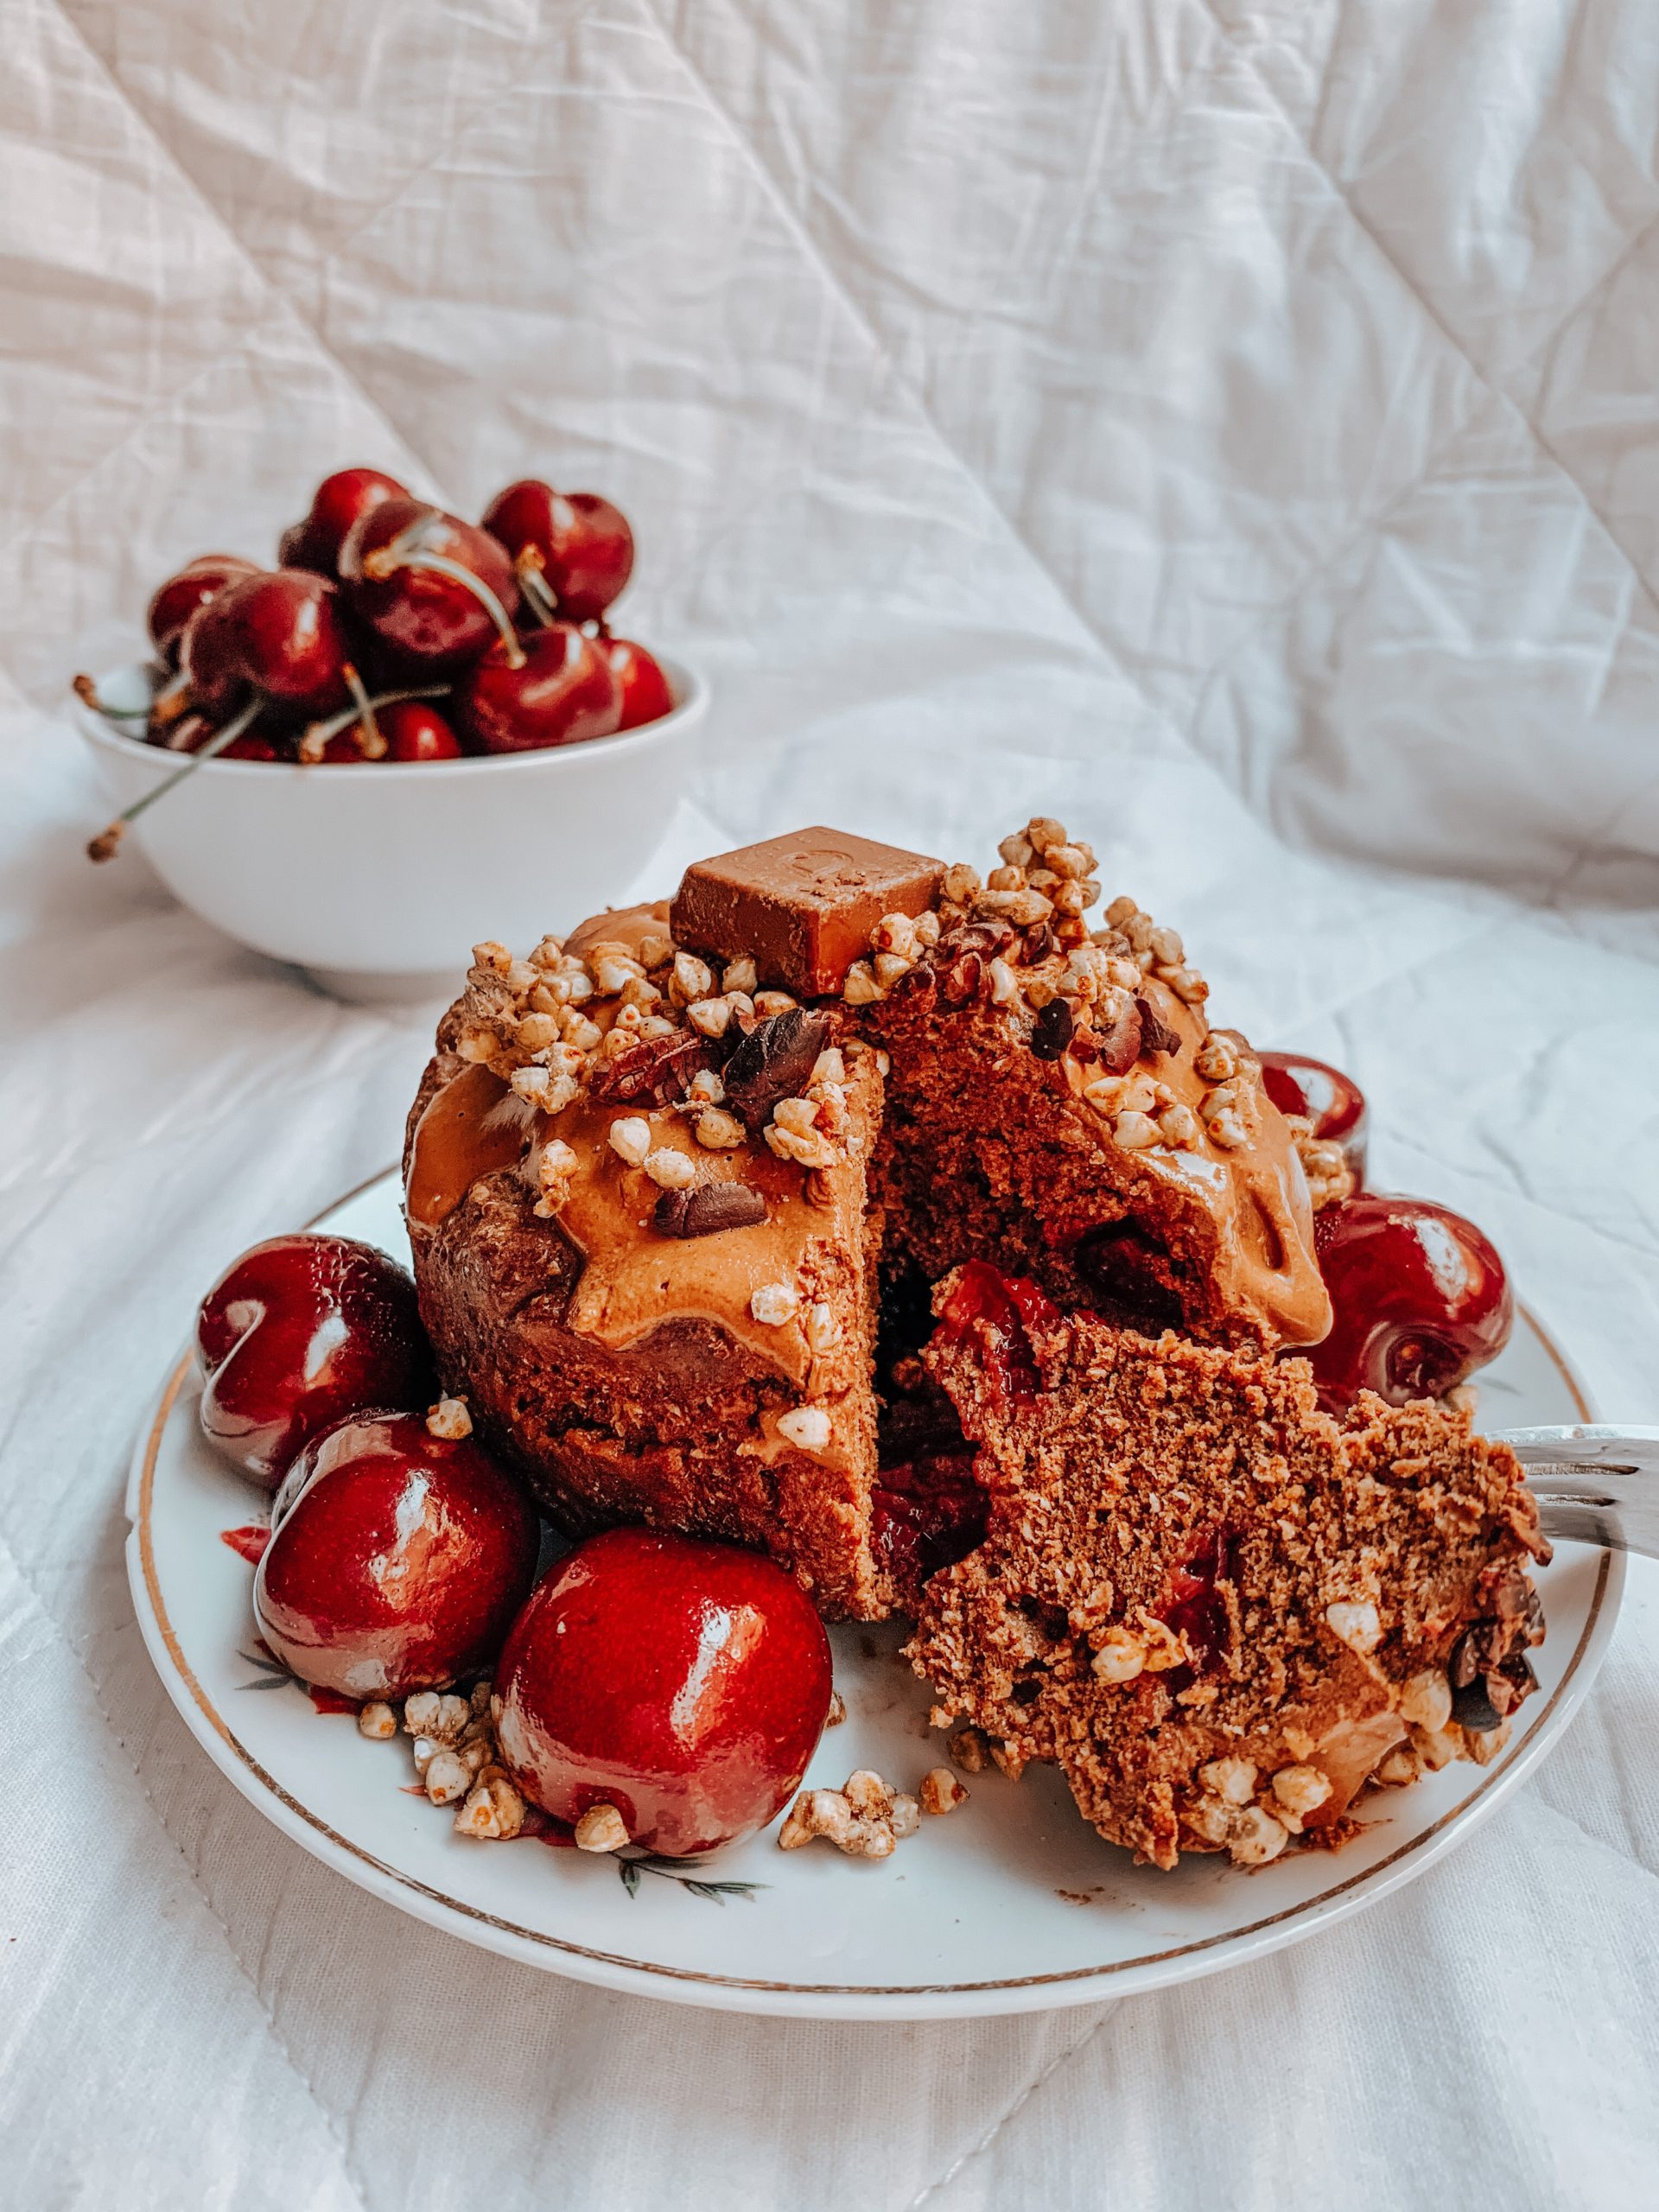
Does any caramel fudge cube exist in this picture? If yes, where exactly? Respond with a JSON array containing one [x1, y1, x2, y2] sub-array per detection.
[[671, 828, 943, 998]]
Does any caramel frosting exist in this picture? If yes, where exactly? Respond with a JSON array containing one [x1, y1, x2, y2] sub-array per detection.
[[1057, 981, 1331, 1349], [407, 1037, 882, 1445]]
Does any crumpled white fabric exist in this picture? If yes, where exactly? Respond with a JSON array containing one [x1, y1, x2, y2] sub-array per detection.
[[2, 3, 1657, 2207]]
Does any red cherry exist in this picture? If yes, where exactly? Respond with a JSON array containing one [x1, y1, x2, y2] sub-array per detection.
[[457, 622, 622, 753], [147, 556, 260, 668], [480, 480, 633, 625], [196, 1233, 435, 1490], [493, 1529, 833, 1858], [1260, 1051, 1369, 1185], [1304, 1194, 1514, 1414], [182, 569, 355, 721], [381, 699, 465, 760], [871, 1445, 985, 1602], [340, 499, 521, 673], [598, 636, 673, 729], [254, 1412, 538, 1699], [280, 467, 410, 576]]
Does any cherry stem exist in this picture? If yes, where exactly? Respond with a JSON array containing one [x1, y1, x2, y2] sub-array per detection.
[[86, 694, 264, 862], [341, 662, 383, 760], [73, 672, 148, 720], [515, 553, 560, 629], [296, 683, 450, 762], [363, 508, 524, 667]]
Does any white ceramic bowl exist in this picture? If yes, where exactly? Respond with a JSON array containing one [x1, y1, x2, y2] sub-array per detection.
[[73, 655, 709, 1001]]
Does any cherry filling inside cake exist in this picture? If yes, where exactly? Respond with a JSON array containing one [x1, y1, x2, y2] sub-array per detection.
[[909, 1261, 1548, 1868]]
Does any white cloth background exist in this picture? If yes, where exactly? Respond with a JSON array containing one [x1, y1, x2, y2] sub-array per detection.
[[2, 2, 1657, 2205]]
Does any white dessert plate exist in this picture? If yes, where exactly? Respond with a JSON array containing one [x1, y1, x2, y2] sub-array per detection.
[[126, 1169, 1623, 2020]]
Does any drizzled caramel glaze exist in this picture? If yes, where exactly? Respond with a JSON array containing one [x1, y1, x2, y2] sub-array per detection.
[[407, 1044, 882, 1414], [1058, 977, 1330, 1348]]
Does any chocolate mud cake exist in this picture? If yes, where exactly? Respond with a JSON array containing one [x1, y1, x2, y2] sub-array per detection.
[[406, 819, 1334, 1617], [910, 1262, 1548, 1867]]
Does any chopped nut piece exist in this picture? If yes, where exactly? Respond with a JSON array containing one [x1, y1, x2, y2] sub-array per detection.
[[642, 1147, 696, 1190], [772, 1096, 821, 1137], [608, 1116, 652, 1167], [1160, 965, 1209, 1004], [575, 1802, 630, 1852], [721, 955, 759, 997], [754, 989, 798, 1018], [825, 1690, 847, 1726], [593, 955, 645, 995], [404, 1691, 470, 1745], [1409, 1721, 1462, 1771], [1090, 1628, 1146, 1683], [1269, 1764, 1332, 1818], [998, 831, 1036, 870], [804, 1301, 840, 1356], [1207, 1106, 1249, 1148], [946, 1726, 989, 1773], [1398, 1669, 1453, 1732], [1373, 1746, 1421, 1789], [1198, 1758, 1259, 1807], [890, 1793, 921, 1839], [777, 1405, 832, 1453], [750, 1281, 802, 1327], [1159, 1103, 1202, 1150], [1226, 1805, 1288, 1866], [1325, 1599, 1382, 1656], [842, 960, 884, 1005], [688, 1065, 726, 1105], [454, 1775, 525, 1840], [941, 862, 982, 906], [672, 951, 714, 1005], [1113, 1109, 1161, 1150], [637, 932, 676, 970], [687, 995, 733, 1039], [695, 1107, 746, 1149], [470, 1678, 493, 1715], [425, 1396, 473, 1441], [1193, 1033, 1237, 1082], [988, 956, 1020, 1005], [918, 1768, 969, 1815], [357, 1701, 397, 1741], [424, 1750, 474, 1806], [1026, 817, 1067, 855]]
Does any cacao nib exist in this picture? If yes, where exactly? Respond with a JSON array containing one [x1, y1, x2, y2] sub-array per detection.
[[1135, 995, 1180, 1057], [721, 1007, 832, 1131], [588, 1029, 713, 1106], [1020, 921, 1058, 964], [652, 1182, 769, 1238], [1451, 1675, 1504, 1732], [1067, 1028, 1100, 1065], [1447, 1630, 1480, 1688], [1030, 998, 1073, 1059]]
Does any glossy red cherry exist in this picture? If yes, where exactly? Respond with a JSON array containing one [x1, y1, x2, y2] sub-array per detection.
[[340, 499, 521, 673], [146, 556, 260, 668], [1305, 1194, 1514, 1414], [182, 569, 355, 721], [457, 621, 622, 753], [196, 1233, 435, 1490], [254, 1411, 539, 1699], [494, 1529, 833, 1858], [598, 636, 673, 730], [381, 699, 465, 760], [280, 467, 410, 576], [1260, 1050, 1369, 1185], [480, 480, 633, 625]]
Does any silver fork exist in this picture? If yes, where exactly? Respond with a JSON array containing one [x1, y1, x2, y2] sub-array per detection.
[[1496, 1427, 1659, 1557]]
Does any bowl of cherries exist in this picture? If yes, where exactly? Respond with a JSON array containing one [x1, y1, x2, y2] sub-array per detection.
[[73, 467, 708, 1001]]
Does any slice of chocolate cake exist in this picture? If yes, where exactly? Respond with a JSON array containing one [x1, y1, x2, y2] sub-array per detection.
[[404, 818, 1345, 1622], [908, 1262, 1549, 1868]]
